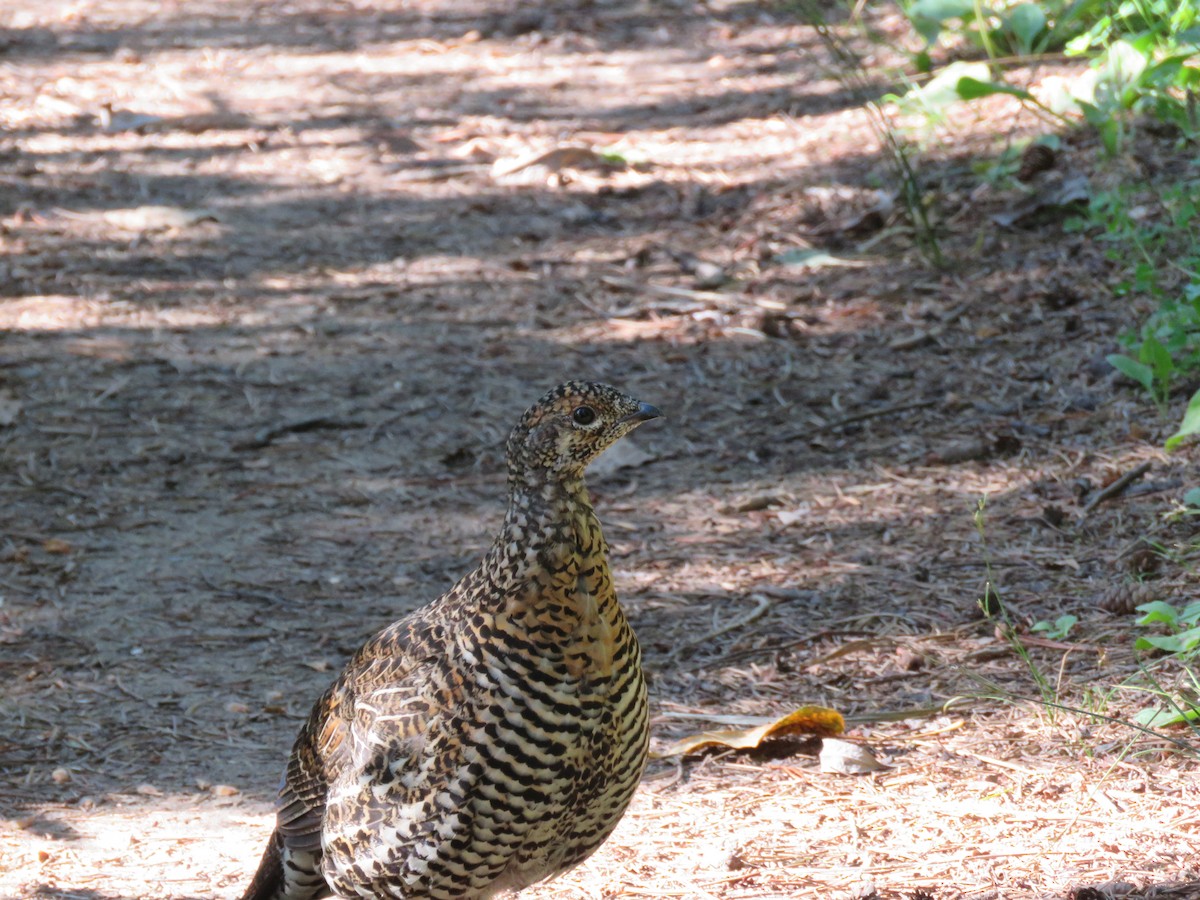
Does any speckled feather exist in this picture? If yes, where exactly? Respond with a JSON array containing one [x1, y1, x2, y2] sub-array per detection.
[[240, 382, 659, 900]]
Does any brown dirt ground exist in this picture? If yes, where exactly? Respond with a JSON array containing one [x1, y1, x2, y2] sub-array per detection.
[[2, 2, 1198, 899]]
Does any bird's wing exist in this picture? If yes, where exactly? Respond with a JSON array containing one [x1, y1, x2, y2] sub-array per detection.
[[275, 618, 438, 853]]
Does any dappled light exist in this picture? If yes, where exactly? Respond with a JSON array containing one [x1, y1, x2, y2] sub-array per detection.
[[3, 1, 1199, 899]]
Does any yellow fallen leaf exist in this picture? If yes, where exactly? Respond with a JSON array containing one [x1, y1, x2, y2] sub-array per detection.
[[653, 706, 845, 758]]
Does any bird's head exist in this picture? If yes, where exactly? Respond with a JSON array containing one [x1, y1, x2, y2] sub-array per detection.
[[506, 381, 661, 485]]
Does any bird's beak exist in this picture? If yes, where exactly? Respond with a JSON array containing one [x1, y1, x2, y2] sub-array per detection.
[[622, 402, 662, 425]]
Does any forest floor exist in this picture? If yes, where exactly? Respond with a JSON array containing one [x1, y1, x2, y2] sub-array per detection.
[[1, 2, 1198, 899]]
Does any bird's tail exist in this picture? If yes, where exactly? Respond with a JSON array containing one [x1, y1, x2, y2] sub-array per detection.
[[240, 830, 330, 900]]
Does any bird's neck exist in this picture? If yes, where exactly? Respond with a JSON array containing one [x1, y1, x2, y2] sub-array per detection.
[[486, 475, 618, 675], [497, 472, 598, 569]]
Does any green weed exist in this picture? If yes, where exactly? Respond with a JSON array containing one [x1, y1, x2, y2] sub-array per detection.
[[973, 497, 1198, 746], [1128, 664, 1200, 730], [1072, 183, 1200, 437], [1032, 614, 1079, 641], [973, 497, 1058, 713], [1134, 599, 1200, 656], [896, 0, 1200, 153], [1122, 600, 1200, 733]]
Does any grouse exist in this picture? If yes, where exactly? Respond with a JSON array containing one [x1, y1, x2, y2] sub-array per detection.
[[240, 381, 660, 900]]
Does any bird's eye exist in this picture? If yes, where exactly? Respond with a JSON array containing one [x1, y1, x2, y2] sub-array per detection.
[[572, 406, 597, 426]]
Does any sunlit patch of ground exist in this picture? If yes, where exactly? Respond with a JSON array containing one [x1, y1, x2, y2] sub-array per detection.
[[2, 2, 1197, 899]]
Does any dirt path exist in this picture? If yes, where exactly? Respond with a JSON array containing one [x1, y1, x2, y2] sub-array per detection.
[[2, 2, 1197, 898]]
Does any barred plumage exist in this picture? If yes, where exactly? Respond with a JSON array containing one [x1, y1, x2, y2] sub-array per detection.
[[240, 382, 659, 900]]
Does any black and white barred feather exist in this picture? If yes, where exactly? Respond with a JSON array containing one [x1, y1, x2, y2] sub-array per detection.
[[240, 382, 659, 900]]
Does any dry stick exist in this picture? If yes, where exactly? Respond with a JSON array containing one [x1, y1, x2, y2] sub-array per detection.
[[599, 275, 737, 307], [837, 702, 973, 726], [235, 409, 368, 450], [1080, 460, 1153, 517], [201, 575, 304, 610], [784, 398, 938, 442], [1017, 634, 1102, 652], [665, 593, 773, 662]]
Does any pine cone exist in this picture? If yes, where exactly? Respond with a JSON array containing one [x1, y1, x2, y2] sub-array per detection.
[[1016, 143, 1056, 182], [1099, 581, 1156, 615]]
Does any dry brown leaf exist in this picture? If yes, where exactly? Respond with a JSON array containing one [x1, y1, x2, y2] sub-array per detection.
[[652, 706, 844, 758]]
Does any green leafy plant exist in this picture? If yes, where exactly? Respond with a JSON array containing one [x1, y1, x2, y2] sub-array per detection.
[[1134, 600, 1200, 656], [1107, 335, 1176, 410], [1130, 666, 1200, 729], [1056, 38, 1200, 153], [1063, 2, 1200, 149], [1168, 394, 1200, 450], [1081, 184, 1200, 434], [1126, 594, 1200, 732], [903, 0, 1097, 62], [1032, 614, 1079, 641], [895, 0, 1200, 152], [883, 59, 1060, 134]]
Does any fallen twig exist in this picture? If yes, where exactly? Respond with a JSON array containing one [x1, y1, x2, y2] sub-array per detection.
[[599, 275, 739, 308], [235, 410, 367, 450], [784, 398, 938, 442], [1015, 634, 1102, 652], [1080, 460, 1153, 516], [389, 163, 488, 183], [202, 575, 304, 610], [665, 593, 773, 662]]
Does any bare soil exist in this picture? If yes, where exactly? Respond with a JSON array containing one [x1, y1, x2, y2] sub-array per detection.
[[2, 2, 1198, 899]]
